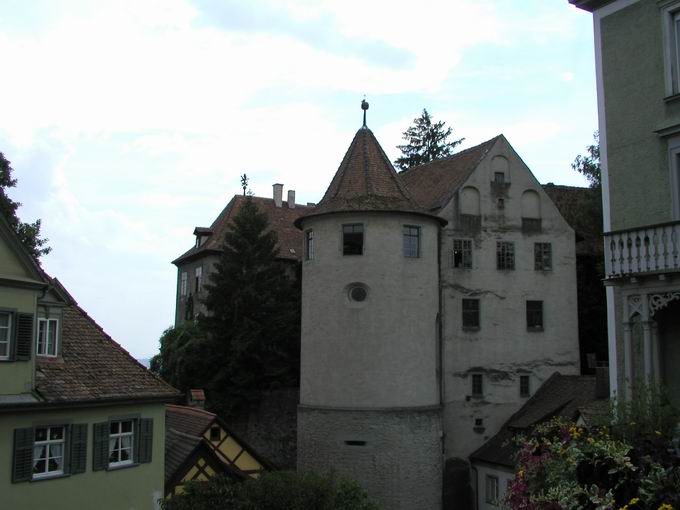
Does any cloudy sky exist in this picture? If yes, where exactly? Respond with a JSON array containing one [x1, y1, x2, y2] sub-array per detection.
[[1, 0, 597, 359]]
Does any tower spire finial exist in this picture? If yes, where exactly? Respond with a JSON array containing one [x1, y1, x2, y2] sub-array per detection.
[[361, 97, 369, 128]]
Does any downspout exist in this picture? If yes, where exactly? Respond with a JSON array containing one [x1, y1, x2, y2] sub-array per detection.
[[470, 464, 479, 510], [437, 227, 444, 407]]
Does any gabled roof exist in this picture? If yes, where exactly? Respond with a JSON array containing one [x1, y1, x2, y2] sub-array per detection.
[[173, 195, 313, 265], [400, 136, 501, 211], [469, 374, 603, 468], [33, 305, 180, 405], [295, 127, 445, 227]]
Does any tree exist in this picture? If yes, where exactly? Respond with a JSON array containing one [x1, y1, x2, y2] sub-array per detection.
[[0, 152, 51, 259], [572, 131, 601, 189], [199, 196, 301, 415], [394, 109, 464, 171]]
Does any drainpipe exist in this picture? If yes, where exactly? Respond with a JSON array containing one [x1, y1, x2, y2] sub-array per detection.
[[470, 465, 479, 510]]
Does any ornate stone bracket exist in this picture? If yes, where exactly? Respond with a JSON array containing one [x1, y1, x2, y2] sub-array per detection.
[[649, 292, 680, 316]]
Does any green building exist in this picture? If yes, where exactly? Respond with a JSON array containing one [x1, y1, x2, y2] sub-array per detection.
[[0, 214, 180, 509], [571, 0, 680, 405]]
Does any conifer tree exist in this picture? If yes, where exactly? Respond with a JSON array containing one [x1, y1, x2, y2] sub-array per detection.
[[394, 109, 464, 172], [200, 196, 300, 415]]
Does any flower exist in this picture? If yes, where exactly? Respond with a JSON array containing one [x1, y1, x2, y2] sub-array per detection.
[[658, 504, 673, 510]]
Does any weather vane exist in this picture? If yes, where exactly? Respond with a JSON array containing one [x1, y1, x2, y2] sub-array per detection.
[[240, 173, 249, 196], [361, 97, 369, 128]]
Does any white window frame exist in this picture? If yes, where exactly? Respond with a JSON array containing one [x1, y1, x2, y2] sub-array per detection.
[[194, 266, 203, 293], [662, 1, 680, 97], [109, 420, 134, 468], [534, 242, 552, 271], [0, 312, 11, 360], [485, 474, 499, 505], [180, 271, 188, 297], [36, 318, 58, 357], [452, 239, 473, 269], [668, 135, 680, 220], [32, 426, 65, 479]]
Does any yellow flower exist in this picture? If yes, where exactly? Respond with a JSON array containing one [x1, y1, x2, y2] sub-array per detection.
[[655, 430, 662, 436], [658, 504, 673, 510], [629, 498, 640, 505]]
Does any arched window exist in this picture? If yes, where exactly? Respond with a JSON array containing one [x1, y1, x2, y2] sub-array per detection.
[[521, 190, 541, 233]]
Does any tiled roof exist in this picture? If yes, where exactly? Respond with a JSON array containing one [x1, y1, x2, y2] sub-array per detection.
[[542, 184, 602, 255], [400, 136, 500, 211], [35, 305, 180, 403], [296, 127, 444, 227], [173, 196, 313, 265], [165, 405, 217, 482], [469, 374, 603, 468], [165, 428, 203, 482]]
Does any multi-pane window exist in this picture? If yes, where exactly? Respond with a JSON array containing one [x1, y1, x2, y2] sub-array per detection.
[[36, 318, 58, 357], [471, 374, 483, 397], [109, 420, 134, 467], [526, 300, 544, 330], [485, 474, 499, 504], [305, 230, 314, 260], [33, 426, 65, 478], [0, 312, 10, 360], [534, 243, 552, 270], [403, 225, 420, 258], [496, 241, 515, 270], [452, 239, 472, 269], [343, 224, 364, 256], [462, 299, 480, 329], [180, 271, 188, 296], [494, 172, 505, 184], [195, 266, 203, 293], [520, 375, 531, 398]]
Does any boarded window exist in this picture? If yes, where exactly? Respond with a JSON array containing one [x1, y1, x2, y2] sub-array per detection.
[[496, 242, 515, 270], [452, 239, 472, 269], [342, 224, 363, 256], [462, 299, 480, 329]]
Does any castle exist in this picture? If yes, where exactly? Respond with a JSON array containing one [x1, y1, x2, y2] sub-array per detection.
[[173, 107, 580, 508]]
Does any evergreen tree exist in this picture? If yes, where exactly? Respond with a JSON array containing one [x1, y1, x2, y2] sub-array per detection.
[[394, 109, 464, 172], [0, 152, 51, 259], [200, 196, 300, 415]]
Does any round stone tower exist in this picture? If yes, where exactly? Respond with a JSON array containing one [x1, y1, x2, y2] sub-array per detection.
[[295, 106, 445, 510]]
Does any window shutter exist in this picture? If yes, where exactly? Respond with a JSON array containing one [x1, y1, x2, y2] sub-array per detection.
[[69, 424, 88, 474], [137, 418, 153, 464], [92, 422, 109, 471], [15, 314, 33, 361], [12, 428, 33, 483]]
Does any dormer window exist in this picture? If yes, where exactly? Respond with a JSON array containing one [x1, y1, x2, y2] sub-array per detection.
[[37, 318, 58, 357], [343, 224, 363, 256]]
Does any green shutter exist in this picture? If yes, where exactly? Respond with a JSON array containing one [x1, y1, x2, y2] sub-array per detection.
[[15, 314, 33, 361], [12, 428, 33, 483], [69, 424, 88, 474], [137, 419, 153, 464], [92, 422, 108, 471]]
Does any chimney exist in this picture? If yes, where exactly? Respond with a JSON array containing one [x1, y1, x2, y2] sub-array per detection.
[[287, 190, 296, 209], [273, 183, 283, 208], [595, 366, 610, 399], [187, 389, 206, 409]]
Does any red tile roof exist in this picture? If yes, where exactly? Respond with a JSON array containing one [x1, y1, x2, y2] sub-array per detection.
[[400, 136, 500, 211], [296, 128, 444, 227], [35, 305, 180, 403], [173, 195, 313, 265]]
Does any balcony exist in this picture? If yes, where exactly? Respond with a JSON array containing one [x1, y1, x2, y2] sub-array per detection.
[[604, 221, 680, 279]]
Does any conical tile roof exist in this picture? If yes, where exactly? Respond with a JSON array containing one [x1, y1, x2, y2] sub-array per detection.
[[296, 127, 445, 227]]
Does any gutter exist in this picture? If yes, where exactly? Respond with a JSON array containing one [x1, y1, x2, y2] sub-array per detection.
[[0, 393, 182, 413]]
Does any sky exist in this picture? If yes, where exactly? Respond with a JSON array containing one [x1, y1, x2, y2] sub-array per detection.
[[0, 0, 597, 359]]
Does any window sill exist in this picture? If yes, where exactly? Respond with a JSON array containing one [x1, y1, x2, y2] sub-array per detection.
[[527, 327, 544, 333], [107, 462, 137, 472], [31, 472, 69, 483], [462, 326, 480, 332], [664, 92, 680, 104]]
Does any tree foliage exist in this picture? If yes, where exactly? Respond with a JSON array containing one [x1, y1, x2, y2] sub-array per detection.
[[161, 472, 381, 510], [0, 152, 51, 259], [572, 131, 601, 189], [154, 196, 301, 416], [394, 109, 464, 172]]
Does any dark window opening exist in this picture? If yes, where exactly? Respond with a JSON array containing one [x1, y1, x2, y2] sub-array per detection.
[[344, 440, 366, 446], [462, 299, 480, 329], [496, 241, 515, 270], [210, 426, 221, 442], [494, 172, 505, 184], [526, 300, 544, 330], [522, 217, 542, 234], [471, 374, 483, 397], [349, 286, 367, 302], [534, 242, 552, 270], [453, 239, 472, 269], [305, 230, 314, 260], [343, 224, 364, 255], [520, 375, 531, 397]]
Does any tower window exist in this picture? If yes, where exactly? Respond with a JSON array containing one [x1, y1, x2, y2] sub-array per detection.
[[305, 230, 314, 260], [195, 266, 203, 293], [462, 299, 480, 329], [403, 225, 420, 258], [452, 239, 472, 269], [342, 224, 363, 255]]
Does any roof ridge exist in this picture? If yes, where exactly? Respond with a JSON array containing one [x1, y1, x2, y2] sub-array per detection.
[[399, 135, 502, 175], [167, 403, 216, 418]]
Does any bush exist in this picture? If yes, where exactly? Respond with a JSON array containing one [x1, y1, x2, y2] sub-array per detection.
[[162, 472, 380, 510]]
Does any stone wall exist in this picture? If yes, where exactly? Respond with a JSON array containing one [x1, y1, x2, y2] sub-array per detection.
[[298, 406, 443, 510]]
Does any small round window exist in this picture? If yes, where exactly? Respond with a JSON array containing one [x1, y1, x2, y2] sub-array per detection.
[[349, 286, 367, 302]]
